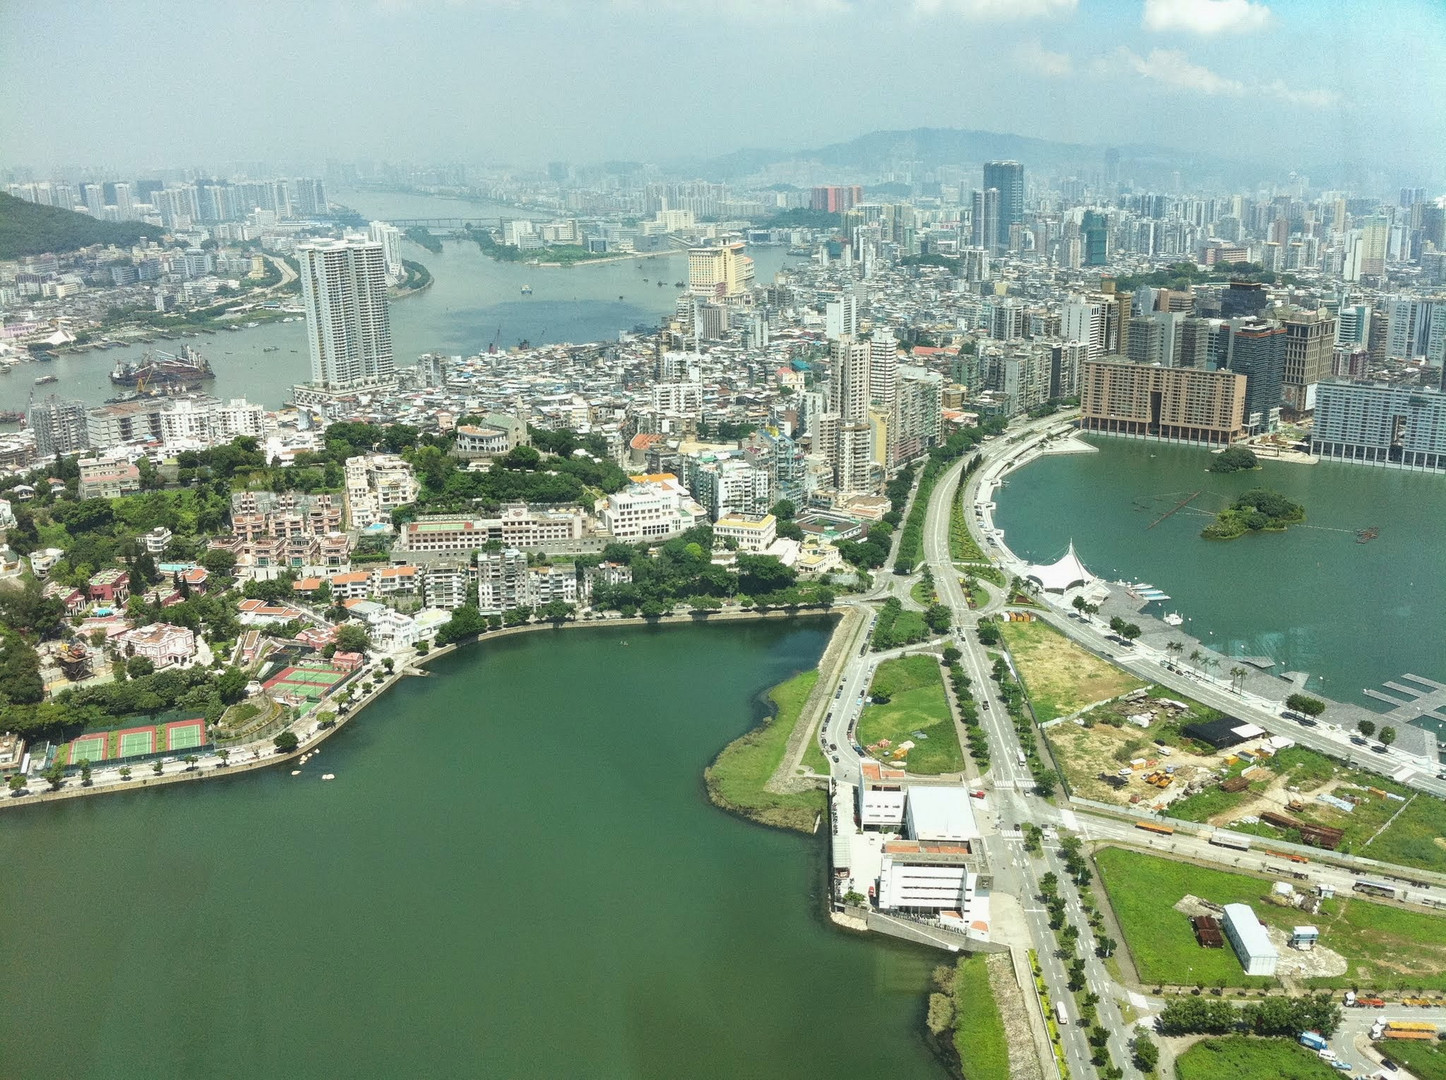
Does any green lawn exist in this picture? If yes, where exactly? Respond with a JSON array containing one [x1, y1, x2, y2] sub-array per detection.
[[952, 954, 1010, 1080], [1378, 1038, 1446, 1080], [1364, 791, 1446, 874], [949, 492, 987, 562], [1174, 1037, 1339, 1080], [857, 655, 964, 775], [999, 618, 1145, 722], [1095, 847, 1446, 990], [910, 579, 936, 607], [801, 731, 829, 775], [703, 670, 826, 833]]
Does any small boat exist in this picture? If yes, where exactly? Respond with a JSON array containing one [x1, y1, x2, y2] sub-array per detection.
[[321, 773, 335, 781], [1163, 612, 1184, 626], [520, 284, 533, 294], [34, 374, 58, 385], [1356, 527, 1379, 543]]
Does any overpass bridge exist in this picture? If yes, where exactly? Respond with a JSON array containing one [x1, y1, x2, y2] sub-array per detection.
[[389, 217, 500, 230]]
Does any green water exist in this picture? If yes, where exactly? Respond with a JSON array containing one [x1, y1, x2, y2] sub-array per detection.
[[994, 436, 1446, 723], [0, 620, 947, 1080]]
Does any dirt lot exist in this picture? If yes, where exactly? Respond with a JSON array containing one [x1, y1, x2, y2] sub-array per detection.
[[999, 618, 1145, 723], [1045, 691, 1225, 807]]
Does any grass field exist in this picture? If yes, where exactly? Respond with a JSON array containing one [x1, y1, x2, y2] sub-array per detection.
[[910, 579, 936, 607], [1095, 847, 1446, 990], [1174, 1037, 1339, 1080], [999, 618, 1145, 723], [1378, 1038, 1446, 1080], [949, 491, 987, 563], [1364, 791, 1446, 874], [952, 954, 1010, 1080], [857, 655, 964, 775], [703, 670, 826, 833]]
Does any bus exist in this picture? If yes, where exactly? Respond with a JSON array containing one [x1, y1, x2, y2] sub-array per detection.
[[1136, 821, 1175, 836], [1353, 880, 1398, 900], [1054, 1000, 1069, 1026]]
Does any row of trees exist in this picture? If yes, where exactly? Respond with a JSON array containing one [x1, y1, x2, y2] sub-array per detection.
[[1157, 993, 1341, 1038]]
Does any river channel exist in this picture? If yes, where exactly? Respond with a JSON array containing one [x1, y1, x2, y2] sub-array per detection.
[[0, 620, 948, 1080], [993, 435, 1446, 727], [3, 189, 792, 414]]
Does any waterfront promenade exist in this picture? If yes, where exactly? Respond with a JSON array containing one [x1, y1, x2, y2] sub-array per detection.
[[968, 423, 1446, 797]]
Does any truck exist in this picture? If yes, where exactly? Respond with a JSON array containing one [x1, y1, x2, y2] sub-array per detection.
[[1299, 1031, 1329, 1052]]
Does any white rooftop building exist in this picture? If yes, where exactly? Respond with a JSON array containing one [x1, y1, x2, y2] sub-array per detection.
[[1222, 903, 1279, 976], [1024, 540, 1094, 594]]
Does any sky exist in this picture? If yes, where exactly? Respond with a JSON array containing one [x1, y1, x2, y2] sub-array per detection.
[[2, 0, 1443, 182]]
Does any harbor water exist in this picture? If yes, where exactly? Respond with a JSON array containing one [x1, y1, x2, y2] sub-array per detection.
[[0, 621, 947, 1080], [993, 435, 1446, 728]]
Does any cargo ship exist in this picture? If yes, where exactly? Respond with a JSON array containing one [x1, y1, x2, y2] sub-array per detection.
[[110, 344, 214, 388]]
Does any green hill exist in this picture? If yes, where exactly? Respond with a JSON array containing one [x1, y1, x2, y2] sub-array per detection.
[[0, 192, 166, 259]]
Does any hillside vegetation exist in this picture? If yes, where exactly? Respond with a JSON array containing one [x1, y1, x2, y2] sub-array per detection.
[[0, 192, 166, 259]]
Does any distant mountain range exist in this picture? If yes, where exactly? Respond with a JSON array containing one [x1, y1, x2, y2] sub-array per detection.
[[675, 126, 1312, 189]]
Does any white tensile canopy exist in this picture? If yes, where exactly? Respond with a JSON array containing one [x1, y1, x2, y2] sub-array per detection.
[[1025, 541, 1093, 593]]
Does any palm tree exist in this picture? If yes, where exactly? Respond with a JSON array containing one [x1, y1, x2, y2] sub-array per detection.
[[1166, 641, 1185, 661], [1188, 648, 1204, 671], [217, 749, 230, 768], [1229, 665, 1247, 693]]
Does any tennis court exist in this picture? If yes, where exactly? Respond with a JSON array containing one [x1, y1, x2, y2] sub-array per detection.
[[165, 719, 206, 752], [264, 664, 346, 700], [67, 733, 108, 765], [117, 726, 158, 757]]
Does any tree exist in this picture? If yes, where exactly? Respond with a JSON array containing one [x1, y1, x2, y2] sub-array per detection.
[[79, 759, 92, 786], [1072, 595, 1087, 615], [1188, 648, 1204, 670], [1034, 773, 1057, 799], [152, 759, 164, 775], [126, 655, 156, 679], [1119, 622, 1142, 641], [1229, 665, 1247, 692], [381, 657, 394, 674], [942, 645, 962, 664], [1380, 726, 1397, 746], [1357, 719, 1376, 739], [1166, 640, 1184, 660], [334, 624, 370, 654], [44, 758, 65, 790], [183, 754, 198, 771], [216, 750, 230, 768], [1286, 693, 1326, 717], [924, 603, 953, 634], [215, 666, 248, 705], [131, 550, 160, 589], [1130, 1030, 1159, 1072], [273, 731, 299, 754], [537, 600, 575, 623], [7, 773, 26, 795], [1097, 936, 1117, 958]]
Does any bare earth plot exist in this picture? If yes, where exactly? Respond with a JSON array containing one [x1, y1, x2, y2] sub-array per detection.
[[999, 618, 1145, 723]]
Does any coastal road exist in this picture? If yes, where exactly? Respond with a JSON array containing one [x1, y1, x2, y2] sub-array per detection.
[[922, 437, 1127, 1080]]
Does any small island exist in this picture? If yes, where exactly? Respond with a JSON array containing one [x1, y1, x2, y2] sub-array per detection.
[[1208, 445, 1259, 473], [1201, 487, 1305, 539]]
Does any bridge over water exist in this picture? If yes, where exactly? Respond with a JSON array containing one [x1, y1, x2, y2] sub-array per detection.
[[390, 217, 501, 229]]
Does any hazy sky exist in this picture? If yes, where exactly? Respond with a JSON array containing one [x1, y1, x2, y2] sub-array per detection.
[[3, 0, 1443, 180]]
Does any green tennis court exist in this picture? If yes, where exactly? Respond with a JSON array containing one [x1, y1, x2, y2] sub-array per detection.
[[67, 734, 107, 765], [165, 720, 205, 751], [117, 727, 157, 757]]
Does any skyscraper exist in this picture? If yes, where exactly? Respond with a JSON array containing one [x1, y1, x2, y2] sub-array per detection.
[[971, 188, 1000, 253], [297, 239, 395, 391], [1081, 210, 1109, 266], [1228, 321, 1286, 432], [829, 338, 874, 494], [983, 161, 1023, 249]]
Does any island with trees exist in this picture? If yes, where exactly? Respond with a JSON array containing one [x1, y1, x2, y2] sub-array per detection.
[[1200, 488, 1305, 540], [1208, 445, 1260, 473]]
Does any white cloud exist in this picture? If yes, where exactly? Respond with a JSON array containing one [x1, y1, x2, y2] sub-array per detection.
[[1261, 80, 1341, 108], [912, 0, 1077, 19], [1106, 47, 1337, 109], [1143, 0, 1272, 35], [1013, 40, 1073, 77], [1113, 47, 1246, 94]]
